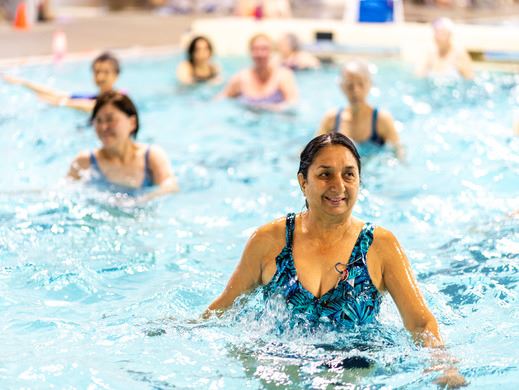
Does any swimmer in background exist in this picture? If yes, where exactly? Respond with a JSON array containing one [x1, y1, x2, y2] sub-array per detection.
[[219, 33, 298, 112], [2, 52, 121, 113], [176, 36, 221, 85], [416, 17, 474, 80], [277, 33, 320, 71], [318, 59, 404, 160], [205, 133, 465, 388], [68, 92, 178, 202]]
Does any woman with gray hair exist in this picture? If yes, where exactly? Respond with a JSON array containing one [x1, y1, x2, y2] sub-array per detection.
[[318, 59, 404, 160]]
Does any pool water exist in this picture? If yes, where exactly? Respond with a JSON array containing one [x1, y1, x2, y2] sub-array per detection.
[[0, 54, 518, 389]]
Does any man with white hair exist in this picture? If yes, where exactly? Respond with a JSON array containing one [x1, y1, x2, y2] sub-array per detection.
[[417, 17, 474, 80]]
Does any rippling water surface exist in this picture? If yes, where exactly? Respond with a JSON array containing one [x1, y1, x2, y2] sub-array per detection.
[[0, 55, 518, 388]]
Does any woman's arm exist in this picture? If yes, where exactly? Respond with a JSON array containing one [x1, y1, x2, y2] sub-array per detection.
[[176, 61, 194, 85], [276, 68, 298, 110], [216, 73, 242, 99], [316, 109, 337, 136], [137, 145, 179, 203], [67, 151, 91, 180], [455, 48, 474, 80], [415, 47, 435, 78], [204, 225, 274, 317], [3, 74, 68, 98], [38, 94, 95, 112], [377, 110, 405, 161], [3, 74, 94, 112], [372, 227, 466, 387], [373, 227, 442, 345]]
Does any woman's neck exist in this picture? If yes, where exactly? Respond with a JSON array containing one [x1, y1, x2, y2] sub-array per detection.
[[350, 102, 370, 116], [302, 210, 354, 240], [100, 140, 136, 163], [437, 42, 452, 58], [253, 64, 272, 83], [193, 60, 210, 71]]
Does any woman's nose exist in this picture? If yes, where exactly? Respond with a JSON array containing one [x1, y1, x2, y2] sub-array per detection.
[[329, 174, 345, 191]]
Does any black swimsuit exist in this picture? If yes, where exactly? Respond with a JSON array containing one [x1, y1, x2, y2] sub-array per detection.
[[333, 107, 385, 146]]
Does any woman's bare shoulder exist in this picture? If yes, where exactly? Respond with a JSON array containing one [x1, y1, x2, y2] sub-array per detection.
[[73, 150, 93, 169], [253, 215, 288, 243]]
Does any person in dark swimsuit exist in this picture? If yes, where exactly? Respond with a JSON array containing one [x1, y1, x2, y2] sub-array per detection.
[[205, 133, 465, 388], [318, 59, 404, 159], [3, 52, 121, 113], [333, 107, 384, 145], [219, 33, 298, 112], [176, 36, 220, 85], [67, 92, 178, 201]]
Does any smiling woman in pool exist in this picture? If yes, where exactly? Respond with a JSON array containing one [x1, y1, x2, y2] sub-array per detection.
[[67, 92, 178, 201], [219, 33, 298, 112], [206, 133, 465, 387], [176, 36, 220, 85]]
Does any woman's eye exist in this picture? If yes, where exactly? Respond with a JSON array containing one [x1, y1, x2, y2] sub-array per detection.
[[319, 172, 329, 178]]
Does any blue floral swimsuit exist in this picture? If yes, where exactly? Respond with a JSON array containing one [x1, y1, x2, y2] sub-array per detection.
[[263, 213, 382, 328]]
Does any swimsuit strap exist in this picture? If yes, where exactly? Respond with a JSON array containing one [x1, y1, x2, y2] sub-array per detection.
[[369, 108, 385, 145], [370, 108, 378, 141], [144, 146, 150, 171], [333, 107, 344, 133], [89, 151, 99, 169], [142, 146, 154, 187], [89, 151, 109, 184], [347, 222, 375, 266], [193, 64, 217, 82], [285, 213, 296, 249]]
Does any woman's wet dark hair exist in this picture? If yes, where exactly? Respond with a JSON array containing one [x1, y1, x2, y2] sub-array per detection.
[[298, 133, 361, 179], [91, 51, 121, 75], [90, 92, 139, 138], [187, 36, 213, 66]]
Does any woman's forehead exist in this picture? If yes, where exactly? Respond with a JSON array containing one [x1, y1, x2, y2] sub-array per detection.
[[312, 145, 357, 165], [342, 70, 369, 83]]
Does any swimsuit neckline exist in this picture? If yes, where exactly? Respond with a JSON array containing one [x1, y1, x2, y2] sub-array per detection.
[[285, 216, 369, 301], [90, 146, 153, 189]]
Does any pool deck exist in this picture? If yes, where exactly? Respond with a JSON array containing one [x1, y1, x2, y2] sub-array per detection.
[[0, 6, 518, 66], [0, 10, 198, 64]]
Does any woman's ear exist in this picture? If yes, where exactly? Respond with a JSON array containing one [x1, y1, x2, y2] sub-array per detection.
[[129, 115, 137, 133], [297, 173, 306, 194]]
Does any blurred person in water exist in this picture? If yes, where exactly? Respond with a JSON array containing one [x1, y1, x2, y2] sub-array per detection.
[[176, 36, 221, 85], [67, 92, 178, 202], [277, 33, 320, 71], [2, 52, 121, 112], [205, 133, 466, 388], [416, 17, 474, 80], [317, 59, 404, 160], [219, 33, 298, 112]]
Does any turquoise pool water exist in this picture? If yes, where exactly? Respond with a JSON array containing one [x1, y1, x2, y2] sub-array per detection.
[[0, 54, 518, 388]]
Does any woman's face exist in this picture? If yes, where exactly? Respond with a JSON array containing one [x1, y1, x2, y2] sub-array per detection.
[[93, 61, 118, 93], [250, 37, 272, 68], [340, 70, 370, 105], [434, 26, 452, 50], [298, 145, 360, 217], [193, 39, 212, 63], [93, 103, 136, 147]]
